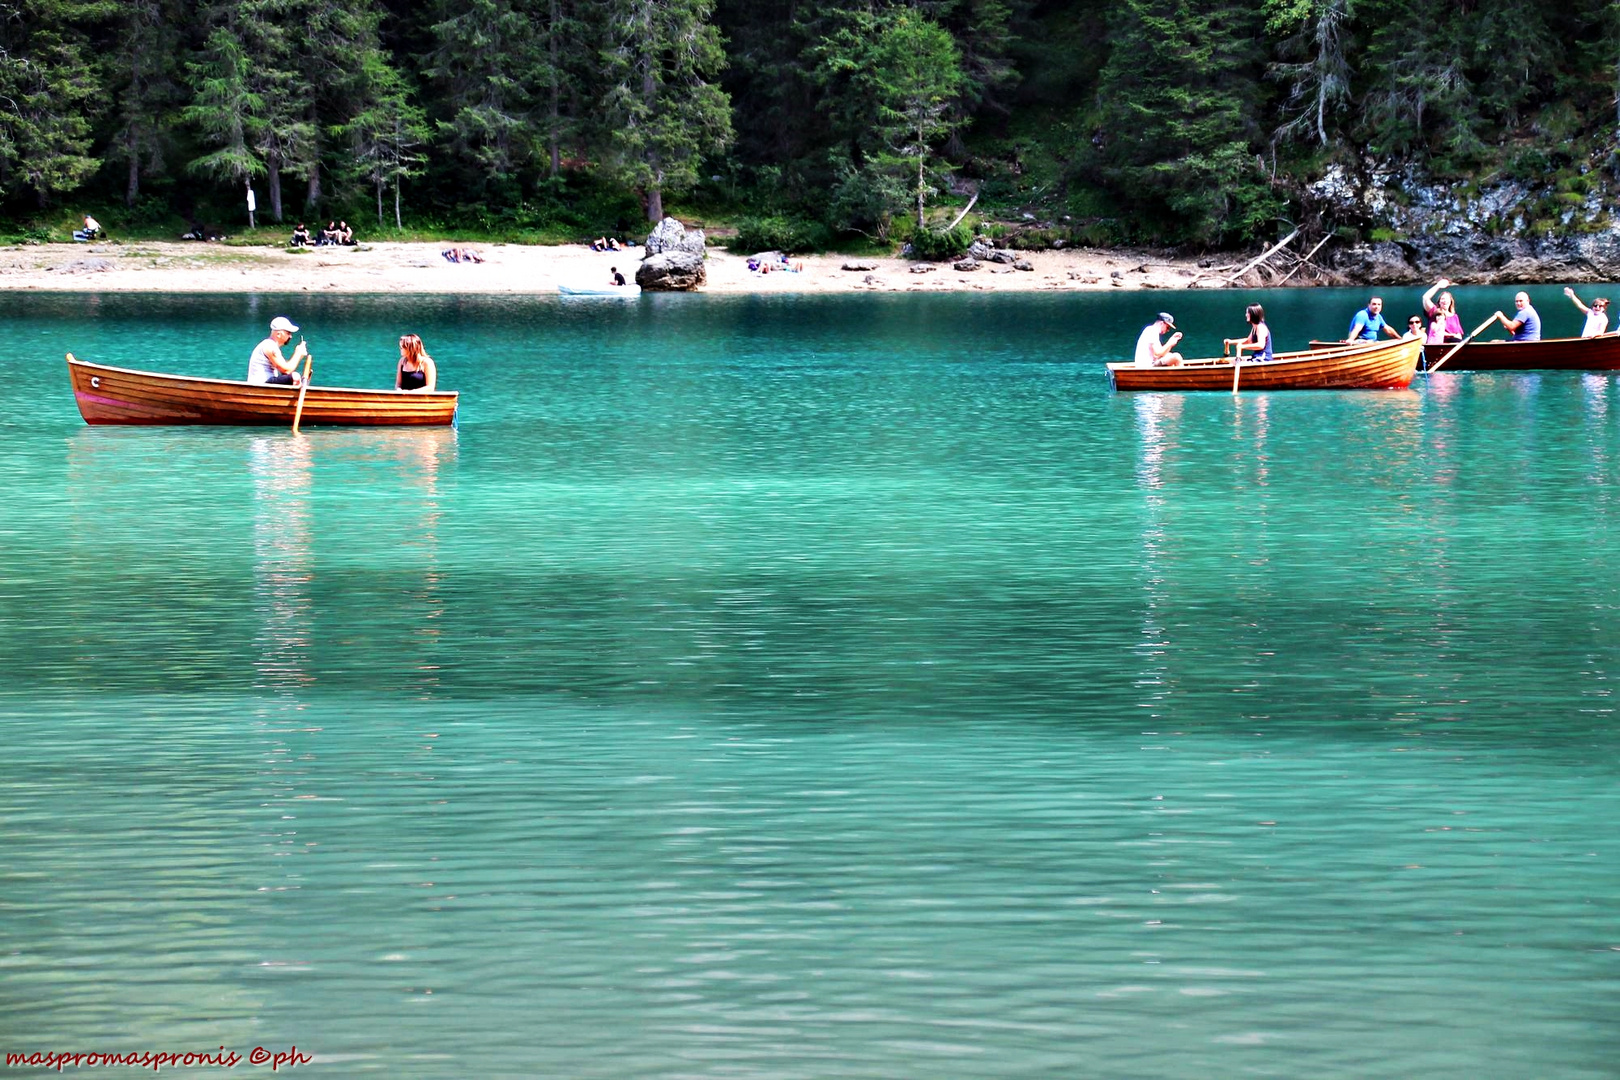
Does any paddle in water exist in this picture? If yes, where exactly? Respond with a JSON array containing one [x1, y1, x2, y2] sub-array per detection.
[[291, 338, 313, 435], [1426, 316, 1496, 374]]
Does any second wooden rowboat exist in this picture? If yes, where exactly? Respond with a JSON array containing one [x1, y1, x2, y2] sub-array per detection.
[[1308, 333, 1620, 370], [1424, 333, 1620, 371], [1108, 337, 1422, 392], [67, 355, 459, 426]]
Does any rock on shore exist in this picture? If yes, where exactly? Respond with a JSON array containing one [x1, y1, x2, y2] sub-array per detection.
[[637, 251, 706, 291]]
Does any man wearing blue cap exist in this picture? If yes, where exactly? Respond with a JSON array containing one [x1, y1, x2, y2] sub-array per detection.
[[247, 315, 307, 386]]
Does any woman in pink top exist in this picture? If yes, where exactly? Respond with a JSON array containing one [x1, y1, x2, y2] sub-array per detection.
[[1422, 279, 1464, 343]]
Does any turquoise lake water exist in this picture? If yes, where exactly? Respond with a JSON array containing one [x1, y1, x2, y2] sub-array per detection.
[[3, 286, 1619, 1076]]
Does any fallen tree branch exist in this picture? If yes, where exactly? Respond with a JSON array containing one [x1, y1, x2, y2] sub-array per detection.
[[1273, 234, 1332, 287], [944, 191, 980, 233], [1219, 227, 1301, 286]]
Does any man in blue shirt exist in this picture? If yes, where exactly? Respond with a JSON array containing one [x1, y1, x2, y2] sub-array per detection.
[[1345, 296, 1400, 342], [1492, 291, 1541, 341]]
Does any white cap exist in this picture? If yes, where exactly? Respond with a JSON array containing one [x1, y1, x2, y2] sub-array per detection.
[[270, 316, 299, 333]]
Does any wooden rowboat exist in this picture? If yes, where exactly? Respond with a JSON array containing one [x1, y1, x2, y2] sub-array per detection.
[[1309, 333, 1620, 370], [1108, 337, 1422, 392], [67, 355, 458, 426], [1422, 333, 1620, 371]]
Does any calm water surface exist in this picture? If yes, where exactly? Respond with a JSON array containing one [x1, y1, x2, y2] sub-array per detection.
[[3, 287, 1619, 1077]]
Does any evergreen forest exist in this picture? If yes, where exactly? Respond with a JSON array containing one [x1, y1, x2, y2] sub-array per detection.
[[3, 0, 1618, 249]]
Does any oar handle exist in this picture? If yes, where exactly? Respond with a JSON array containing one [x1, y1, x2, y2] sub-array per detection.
[[1427, 315, 1497, 373], [291, 352, 313, 435]]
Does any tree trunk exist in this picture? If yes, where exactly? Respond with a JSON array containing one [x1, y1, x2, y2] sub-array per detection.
[[306, 163, 321, 209], [916, 126, 927, 229], [395, 181, 403, 230], [377, 179, 384, 229], [268, 159, 283, 223], [126, 148, 140, 208], [646, 186, 664, 222], [548, 0, 561, 178]]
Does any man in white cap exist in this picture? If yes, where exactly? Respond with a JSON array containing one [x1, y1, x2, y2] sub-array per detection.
[[248, 316, 307, 385], [1134, 311, 1183, 367]]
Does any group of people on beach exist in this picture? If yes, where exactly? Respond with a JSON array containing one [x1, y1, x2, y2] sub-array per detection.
[[591, 236, 625, 252], [290, 221, 356, 247], [245, 316, 437, 393], [1135, 278, 1613, 368]]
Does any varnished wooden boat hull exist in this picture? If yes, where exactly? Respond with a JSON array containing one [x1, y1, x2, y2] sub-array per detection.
[[1108, 337, 1421, 392], [1309, 333, 1620, 370], [1435, 333, 1620, 370], [67, 356, 458, 426]]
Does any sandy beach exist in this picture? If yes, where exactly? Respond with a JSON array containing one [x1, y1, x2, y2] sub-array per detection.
[[0, 240, 1209, 294]]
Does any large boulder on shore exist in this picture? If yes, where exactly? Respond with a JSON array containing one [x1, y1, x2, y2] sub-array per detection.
[[636, 251, 706, 291], [644, 216, 706, 257], [1327, 241, 1416, 284]]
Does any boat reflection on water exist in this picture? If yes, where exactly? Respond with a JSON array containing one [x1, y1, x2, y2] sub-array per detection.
[[1131, 393, 1183, 717], [249, 427, 458, 699], [249, 434, 315, 692]]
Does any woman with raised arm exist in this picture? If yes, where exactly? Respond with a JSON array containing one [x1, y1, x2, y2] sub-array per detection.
[[1422, 279, 1464, 343]]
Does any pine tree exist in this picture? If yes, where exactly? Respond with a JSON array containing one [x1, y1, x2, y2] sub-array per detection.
[[599, 0, 733, 222], [1266, 0, 1353, 147], [239, 0, 316, 224], [0, 0, 106, 207], [105, 0, 182, 207], [183, 14, 267, 220], [426, 0, 538, 187], [301, 0, 395, 209], [341, 56, 429, 227], [1091, 0, 1273, 242]]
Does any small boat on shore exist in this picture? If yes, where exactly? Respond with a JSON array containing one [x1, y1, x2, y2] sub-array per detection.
[[558, 283, 641, 297], [67, 355, 458, 426], [1108, 337, 1422, 392]]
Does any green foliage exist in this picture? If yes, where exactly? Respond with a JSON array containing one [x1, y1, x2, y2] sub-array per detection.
[[905, 222, 972, 259], [599, 0, 734, 222], [5, 0, 1620, 249], [726, 215, 833, 253]]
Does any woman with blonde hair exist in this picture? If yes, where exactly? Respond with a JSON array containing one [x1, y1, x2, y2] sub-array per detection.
[[396, 334, 437, 392], [1422, 279, 1464, 343]]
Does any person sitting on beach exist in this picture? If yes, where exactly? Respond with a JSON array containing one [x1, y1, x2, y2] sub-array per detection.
[[1565, 288, 1610, 337], [247, 316, 306, 387], [1223, 304, 1272, 363], [591, 237, 608, 251], [318, 221, 339, 246], [610, 266, 626, 286], [338, 221, 355, 245], [1134, 312, 1183, 367], [290, 223, 311, 247], [1421, 279, 1464, 343], [1492, 292, 1541, 341], [72, 214, 102, 242], [608, 237, 622, 251], [1345, 296, 1400, 342], [396, 334, 437, 393]]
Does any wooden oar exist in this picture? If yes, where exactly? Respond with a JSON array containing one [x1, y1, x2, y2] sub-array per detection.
[[1425, 316, 1496, 374], [290, 348, 313, 435]]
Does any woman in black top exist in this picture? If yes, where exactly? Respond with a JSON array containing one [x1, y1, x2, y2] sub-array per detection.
[[396, 334, 437, 392]]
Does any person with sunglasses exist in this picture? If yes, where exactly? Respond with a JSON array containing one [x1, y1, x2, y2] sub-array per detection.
[[1564, 288, 1611, 338]]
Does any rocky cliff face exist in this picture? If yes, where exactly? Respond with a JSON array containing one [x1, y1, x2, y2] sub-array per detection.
[[1314, 163, 1620, 284]]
